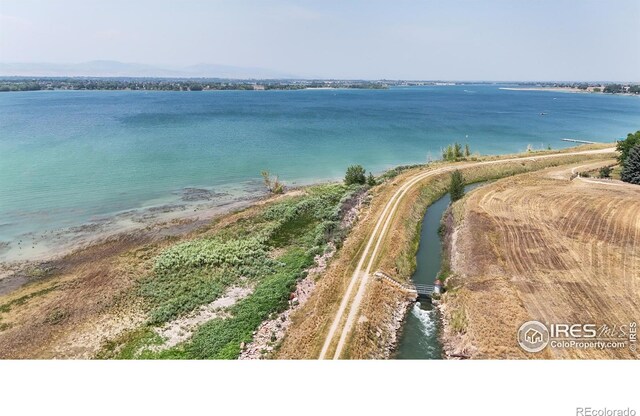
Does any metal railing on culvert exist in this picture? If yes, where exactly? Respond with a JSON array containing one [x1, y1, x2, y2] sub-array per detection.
[[373, 271, 435, 297]]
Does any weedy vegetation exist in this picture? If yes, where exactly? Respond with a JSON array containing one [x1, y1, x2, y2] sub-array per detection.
[[103, 183, 363, 359], [261, 171, 285, 194]]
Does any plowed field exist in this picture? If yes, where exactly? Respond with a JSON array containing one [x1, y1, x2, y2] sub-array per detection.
[[446, 161, 639, 359]]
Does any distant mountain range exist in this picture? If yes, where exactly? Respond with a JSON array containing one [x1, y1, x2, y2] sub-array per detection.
[[0, 60, 298, 79]]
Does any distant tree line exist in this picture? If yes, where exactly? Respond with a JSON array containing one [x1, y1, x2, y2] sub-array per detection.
[[0, 82, 42, 92], [0, 78, 389, 92], [515, 82, 640, 95], [604, 84, 640, 94]]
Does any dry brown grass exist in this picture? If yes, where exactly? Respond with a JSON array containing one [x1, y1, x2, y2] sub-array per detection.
[[343, 281, 408, 359], [280, 149, 615, 359], [0, 237, 158, 358], [445, 159, 640, 359], [374, 154, 618, 282]]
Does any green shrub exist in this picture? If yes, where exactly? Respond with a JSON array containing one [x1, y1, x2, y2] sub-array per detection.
[[154, 237, 272, 273], [598, 166, 613, 178], [261, 171, 285, 194], [144, 235, 278, 324], [345, 165, 366, 185], [367, 172, 377, 186], [183, 249, 313, 359], [449, 170, 465, 202]]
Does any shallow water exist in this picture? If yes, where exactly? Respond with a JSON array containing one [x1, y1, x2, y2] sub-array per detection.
[[1, 86, 638, 260]]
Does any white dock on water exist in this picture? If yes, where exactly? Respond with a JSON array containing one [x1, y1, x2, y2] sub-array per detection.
[[561, 138, 598, 144]]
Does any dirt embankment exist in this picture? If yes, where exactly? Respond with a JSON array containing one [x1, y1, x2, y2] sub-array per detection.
[[441, 160, 640, 359]]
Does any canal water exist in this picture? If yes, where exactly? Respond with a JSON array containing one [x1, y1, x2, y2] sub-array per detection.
[[395, 183, 484, 359]]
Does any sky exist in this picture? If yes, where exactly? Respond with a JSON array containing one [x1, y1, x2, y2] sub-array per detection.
[[1, 0, 639, 81]]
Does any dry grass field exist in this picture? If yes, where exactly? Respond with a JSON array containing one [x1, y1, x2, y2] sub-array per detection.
[[279, 148, 616, 359], [444, 160, 640, 359]]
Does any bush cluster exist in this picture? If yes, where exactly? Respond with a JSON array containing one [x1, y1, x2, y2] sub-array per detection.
[[133, 183, 360, 357]]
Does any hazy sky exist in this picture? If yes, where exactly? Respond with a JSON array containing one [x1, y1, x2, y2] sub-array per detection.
[[1, 0, 639, 80]]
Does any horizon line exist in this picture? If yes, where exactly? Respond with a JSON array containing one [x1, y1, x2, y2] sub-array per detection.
[[1, 76, 638, 84]]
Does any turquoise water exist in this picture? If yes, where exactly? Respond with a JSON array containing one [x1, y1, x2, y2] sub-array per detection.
[[1, 86, 638, 257], [395, 183, 483, 359]]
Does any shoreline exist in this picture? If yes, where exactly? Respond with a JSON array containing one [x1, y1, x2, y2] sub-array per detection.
[[0, 144, 614, 294], [0, 145, 619, 358], [0, 175, 345, 266], [0, 191, 270, 296], [500, 87, 640, 97], [0, 182, 267, 263], [500, 86, 584, 93]]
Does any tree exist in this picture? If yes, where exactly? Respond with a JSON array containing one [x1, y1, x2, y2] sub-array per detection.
[[616, 131, 640, 164], [345, 165, 366, 185], [598, 166, 612, 178], [454, 142, 463, 158], [261, 171, 284, 194], [367, 172, 377, 186], [442, 143, 466, 161], [621, 145, 640, 185], [449, 170, 465, 202], [604, 84, 623, 94], [442, 145, 453, 161], [446, 145, 454, 161], [464, 143, 471, 157]]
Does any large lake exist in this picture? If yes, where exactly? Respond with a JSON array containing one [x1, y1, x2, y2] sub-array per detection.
[[1, 85, 638, 259]]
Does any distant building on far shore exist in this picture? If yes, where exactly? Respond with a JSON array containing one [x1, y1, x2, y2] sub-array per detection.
[[586, 85, 604, 93]]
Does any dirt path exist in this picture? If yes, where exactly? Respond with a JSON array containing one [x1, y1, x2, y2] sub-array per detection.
[[319, 147, 616, 359]]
